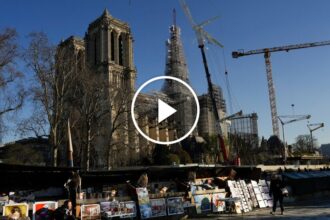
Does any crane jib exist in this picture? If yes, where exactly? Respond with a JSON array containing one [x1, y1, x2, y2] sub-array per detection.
[[232, 40, 330, 58]]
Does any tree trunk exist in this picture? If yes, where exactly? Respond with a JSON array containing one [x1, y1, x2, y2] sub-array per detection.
[[86, 124, 91, 171], [107, 136, 113, 170], [52, 130, 58, 167]]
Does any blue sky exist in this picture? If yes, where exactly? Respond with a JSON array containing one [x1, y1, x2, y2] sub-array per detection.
[[1, 0, 330, 145]]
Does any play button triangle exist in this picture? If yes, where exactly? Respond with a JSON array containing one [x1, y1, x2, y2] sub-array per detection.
[[158, 99, 177, 123]]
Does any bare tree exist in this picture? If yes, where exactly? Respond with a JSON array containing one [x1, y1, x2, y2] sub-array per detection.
[[17, 107, 48, 138], [293, 134, 318, 155], [106, 87, 133, 170], [75, 70, 134, 170], [0, 28, 25, 131], [25, 32, 79, 166], [72, 69, 111, 171]]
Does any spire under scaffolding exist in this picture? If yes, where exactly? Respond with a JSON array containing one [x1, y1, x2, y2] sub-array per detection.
[[162, 10, 195, 137]]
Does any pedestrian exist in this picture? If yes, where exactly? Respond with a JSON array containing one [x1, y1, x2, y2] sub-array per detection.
[[54, 200, 75, 220], [64, 171, 81, 217], [269, 174, 285, 215]]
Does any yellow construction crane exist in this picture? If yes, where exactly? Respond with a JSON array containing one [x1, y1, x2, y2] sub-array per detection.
[[232, 40, 330, 138]]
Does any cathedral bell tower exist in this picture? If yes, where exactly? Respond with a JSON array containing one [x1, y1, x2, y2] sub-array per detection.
[[84, 9, 138, 168], [85, 9, 136, 90]]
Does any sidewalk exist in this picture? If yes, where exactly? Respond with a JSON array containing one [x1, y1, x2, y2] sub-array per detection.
[[191, 198, 330, 220]]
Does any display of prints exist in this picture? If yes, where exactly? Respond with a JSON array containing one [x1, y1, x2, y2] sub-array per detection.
[[167, 197, 184, 216], [256, 194, 263, 201], [193, 194, 211, 214], [258, 200, 266, 208], [33, 201, 58, 220], [267, 200, 273, 208], [251, 180, 266, 208], [262, 186, 269, 193], [258, 179, 273, 208], [150, 198, 166, 217], [262, 194, 271, 200], [212, 193, 226, 212], [3, 203, 29, 219], [234, 201, 242, 214], [136, 187, 152, 219], [80, 204, 101, 220], [120, 201, 136, 219], [247, 183, 258, 208], [100, 201, 120, 217]]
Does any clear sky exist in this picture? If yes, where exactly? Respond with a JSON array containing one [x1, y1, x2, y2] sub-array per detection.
[[1, 0, 330, 145]]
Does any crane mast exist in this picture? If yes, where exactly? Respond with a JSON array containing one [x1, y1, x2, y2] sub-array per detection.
[[232, 40, 330, 137], [278, 114, 311, 161], [264, 51, 280, 137], [307, 123, 325, 152]]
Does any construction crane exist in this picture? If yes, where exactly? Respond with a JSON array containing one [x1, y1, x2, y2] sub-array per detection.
[[179, 0, 229, 163], [232, 40, 330, 137], [307, 123, 324, 152], [278, 114, 311, 161], [220, 110, 243, 123]]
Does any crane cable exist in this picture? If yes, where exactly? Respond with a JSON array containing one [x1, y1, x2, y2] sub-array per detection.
[[208, 46, 241, 114]]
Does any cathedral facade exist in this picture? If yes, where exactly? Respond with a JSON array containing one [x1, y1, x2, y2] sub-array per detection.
[[57, 9, 138, 169], [56, 9, 228, 169]]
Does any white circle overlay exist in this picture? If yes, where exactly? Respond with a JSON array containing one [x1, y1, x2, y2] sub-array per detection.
[[131, 76, 200, 145]]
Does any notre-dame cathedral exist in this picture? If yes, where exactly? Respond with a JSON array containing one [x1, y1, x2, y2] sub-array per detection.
[[57, 9, 228, 170]]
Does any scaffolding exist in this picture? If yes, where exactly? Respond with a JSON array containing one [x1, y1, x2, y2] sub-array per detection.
[[161, 20, 195, 138], [229, 113, 259, 148]]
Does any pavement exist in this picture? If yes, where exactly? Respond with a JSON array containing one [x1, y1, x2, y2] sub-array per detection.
[[190, 198, 330, 220]]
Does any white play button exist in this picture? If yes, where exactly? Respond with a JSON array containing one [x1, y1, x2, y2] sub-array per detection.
[[158, 99, 177, 123]]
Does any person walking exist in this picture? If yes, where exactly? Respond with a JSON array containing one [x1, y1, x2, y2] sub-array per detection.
[[64, 171, 81, 217], [269, 174, 285, 215]]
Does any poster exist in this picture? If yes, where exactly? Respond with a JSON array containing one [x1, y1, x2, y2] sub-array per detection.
[[100, 201, 136, 218], [167, 197, 184, 216], [150, 198, 166, 217], [3, 203, 29, 219], [193, 194, 211, 214], [234, 201, 242, 214], [120, 201, 136, 218], [136, 187, 152, 219], [212, 193, 226, 212], [80, 204, 101, 220], [100, 201, 120, 217], [33, 201, 58, 220]]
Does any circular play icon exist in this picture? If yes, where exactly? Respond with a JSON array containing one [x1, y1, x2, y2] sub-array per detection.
[[131, 76, 200, 145]]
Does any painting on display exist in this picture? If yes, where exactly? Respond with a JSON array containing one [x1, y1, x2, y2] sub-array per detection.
[[33, 201, 58, 220], [167, 197, 184, 216], [193, 194, 212, 214], [3, 203, 29, 219], [150, 198, 166, 217], [100, 201, 120, 217], [234, 200, 242, 214], [80, 204, 101, 220], [120, 201, 136, 219], [136, 187, 152, 219], [212, 193, 226, 212], [100, 201, 136, 218]]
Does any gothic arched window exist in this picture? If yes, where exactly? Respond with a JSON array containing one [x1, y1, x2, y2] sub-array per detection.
[[118, 34, 124, 66], [94, 36, 97, 65], [111, 31, 115, 61]]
